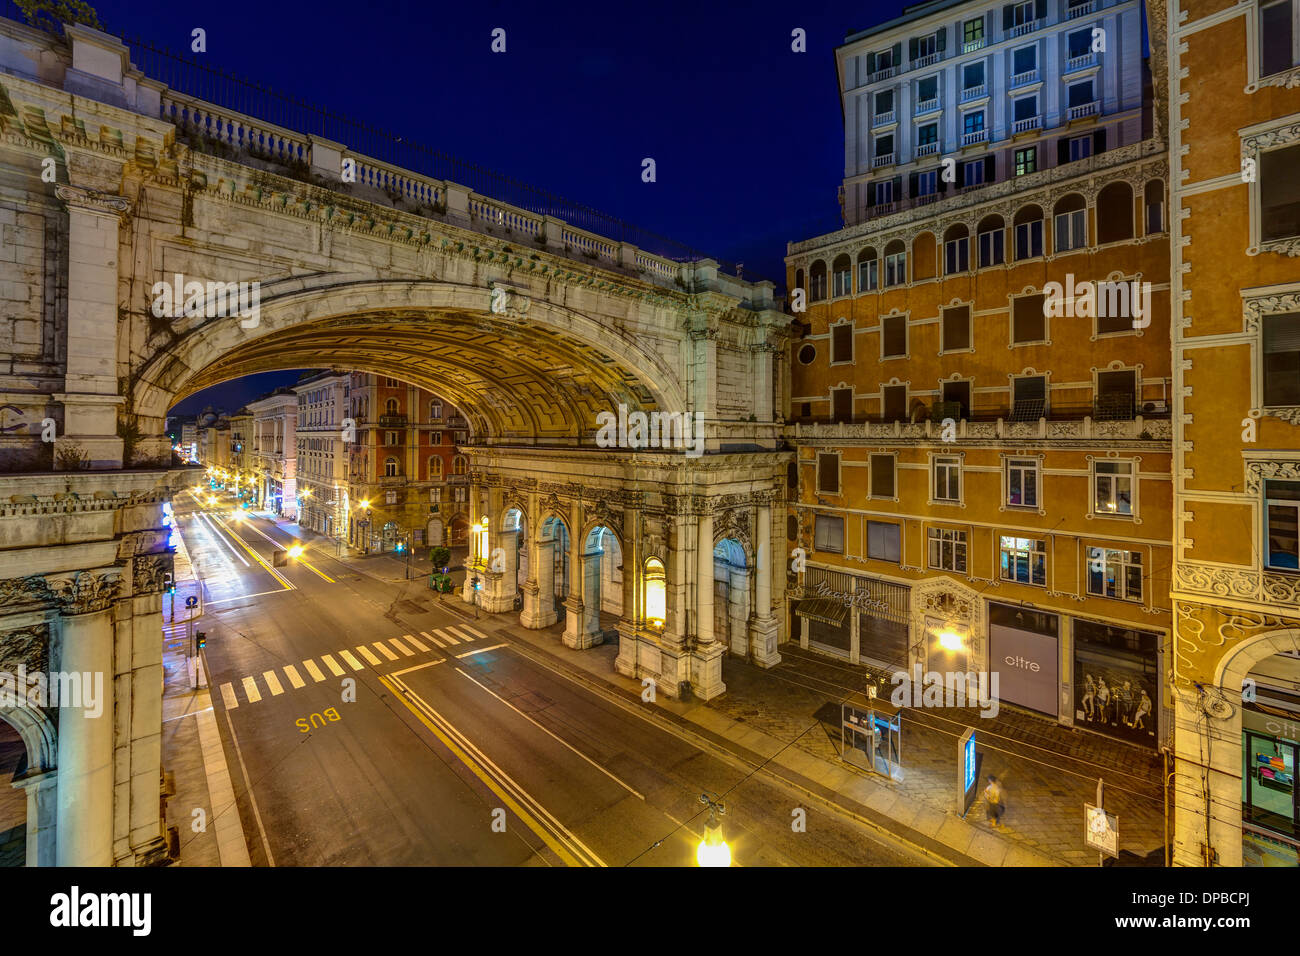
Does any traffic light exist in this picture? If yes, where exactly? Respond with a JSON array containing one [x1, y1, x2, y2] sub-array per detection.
[[195, 631, 207, 650], [163, 572, 175, 594]]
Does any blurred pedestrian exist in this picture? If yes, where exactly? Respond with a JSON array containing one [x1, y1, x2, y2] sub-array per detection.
[[984, 775, 1006, 828]]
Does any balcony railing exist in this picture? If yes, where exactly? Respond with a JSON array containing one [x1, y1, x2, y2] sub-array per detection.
[[915, 142, 940, 157], [378, 414, 407, 426], [1010, 18, 1041, 37], [1068, 101, 1099, 119], [961, 129, 987, 146], [1011, 69, 1039, 88], [961, 84, 987, 102], [1066, 52, 1097, 72], [872, 153, 896, 168], [912, 52, 940, 69], [1067, 0, 1096, 19], [870, 65, 899, 82], [792, 412, 1171, 443], [873, 110, 896, 126], [962, 37, 986, 53], [1013, 116, 1041, 133], [915, 97, 940, 115]]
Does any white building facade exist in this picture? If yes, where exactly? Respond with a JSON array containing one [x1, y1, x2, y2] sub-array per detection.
[[293, 372, 350, 540], [246, 390, 298, 518]]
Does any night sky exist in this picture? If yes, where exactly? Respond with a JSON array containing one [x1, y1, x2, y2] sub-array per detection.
[[84, 0, 914, 415]]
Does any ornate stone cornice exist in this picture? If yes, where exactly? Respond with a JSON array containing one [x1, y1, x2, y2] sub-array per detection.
[[54, 183, 132, 217], [0, 623, 50, 675], [47, 570, 122, 615], [1242, 291, 1300, 332], [0, 575, 56, 610]]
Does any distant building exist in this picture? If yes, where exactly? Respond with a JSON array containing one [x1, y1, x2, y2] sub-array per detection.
[[246, 390, 298, 518], [293, 372, 350, 540]]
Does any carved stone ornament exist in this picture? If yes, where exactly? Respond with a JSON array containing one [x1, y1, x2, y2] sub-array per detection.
[[1175, 561, 1300, 608], [1254, 66, 1300, 92], [1244, 458, 1300, 494], [47, 570, 123, 615], [1243, 291, 1300, 333], [0, 623, 50, 674], [54, 184, 132, 216], [132, 554, 174, 595], [0, 575, 57, 609]]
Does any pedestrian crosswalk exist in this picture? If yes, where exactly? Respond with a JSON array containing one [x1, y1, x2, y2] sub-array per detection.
[[216, 624, 498, 711]]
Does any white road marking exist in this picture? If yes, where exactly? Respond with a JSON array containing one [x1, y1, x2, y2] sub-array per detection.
[[356, 645, 382, 666], [434, 628, 460, 645], [241, 676, 262, 703], [389, 637, 415, 657], [220, 682, 239, 710], [373, 642, 399, 662], [321, 654, 346, 676], [303, 659, 326, 682], [454, 643, 508, 659], [445, 626, 477, 644], [391, 658, 447, 677], [262, 670, 284, 696], [283, 664, 306, 689], [459, 624, 492, 641], [340, 649, 366, 670], [404, 633, 429, 652], [421, 630, 445, 648]]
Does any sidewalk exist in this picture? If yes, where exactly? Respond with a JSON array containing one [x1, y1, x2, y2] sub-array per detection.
[[452, 608, 1165, 867]]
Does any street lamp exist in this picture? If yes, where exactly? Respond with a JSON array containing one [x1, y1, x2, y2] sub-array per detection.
[[696, 793, 731, 867]]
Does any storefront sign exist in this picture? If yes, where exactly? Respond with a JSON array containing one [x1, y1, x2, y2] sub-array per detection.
[[1084, 803, 1119, 857], [990, 622, 1058, 715]]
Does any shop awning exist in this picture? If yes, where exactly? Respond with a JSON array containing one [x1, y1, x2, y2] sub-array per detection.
[[795, 598, 848, 627]]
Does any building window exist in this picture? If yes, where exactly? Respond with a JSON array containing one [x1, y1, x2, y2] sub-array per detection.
[[978, 222, 1005, 266], [1014, 146, 1037, 177], [830, 323, 854, 363], [1266, 480, 1300, 571], [870, 453, 896, 498], [859, 255, 879, 292], [1012, 0, 1035, 27], [881, 315, 908, 359], [1013, 95, 1037, 123], [868, 520, 901, 561], [1006, 458, 1040, 508], [1261, 144, 1300, 243], [831, 387, 854, 424], [1144, 181, 1165, 235], [1094, 460, 1134, 516], [1000, 536, 1046, 585], [942, 379, 971, 418], [810, 261, 828, 301], [917, 75, 939, 106], [1011, 374, 1047, 420], [884, 243, 907, 286], [872, 179, 896, 206], [384, 377, 399, 387], [882, 384, 907, 421], [1015, 213, 1043, 259], [1067, 28, 1091, 59], [644, 558, 667, 625], [1067, 133, 1093, 163], [454, 486, 467, 503], [430, 402, 442, 419], [1264, 313, 1300, 406], [431, 432, 443, 445], [1096, 369, 1137, 419], [817, 452, 840, 494], [933, 455, 962, 502], [1067, 79, 1094, 109], [963, 110, 985, 135], [875, 133, 895, 159], [429, 456, 442, 478], [915, 166, 938, 194], [964, 17, 984, 45], [814, 514, 845, 553], [384, 457, 399, 477], [1012, 44, 1036, 75], [385, 431, 398, 445], [832, 255, 853, 297], [963, 61, 985, 90], [875, 89, 895, 116], [1054, 205, 1087, 252], [453, 455, 467, 475], [1012, 293, 1047, 344], [1087, 547, 1143, 601], [944, 234, 969, 274], [1259, 0, 1298, 77], [928, 527, 967, 571], [941, 305, 971, 352]]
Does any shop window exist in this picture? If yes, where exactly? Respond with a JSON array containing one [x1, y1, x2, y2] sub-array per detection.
[[870, 454, 896, 498], [814, 514, 845, 553], [1093, 460, 1134, 516], [1266, 480, 1300, 571], [817, 452, 840, 494], [928, 527, 967, 571], [1000, 535, 1046, 585], [868, 520, 901, 562], [933, 455, 962, 503], [1087, 547, 1143, 600], [1006, 458, 1040, 508], [1072, 619, 1159, 745]]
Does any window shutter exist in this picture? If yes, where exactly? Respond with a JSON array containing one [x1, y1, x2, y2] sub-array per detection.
[[892, 42, 902, 64], [892, 175, 902, 196], [984, 155, 996, 182], [986, 11, 993, 35], [1058, 138, 1070, 165], [909, 37, 918, 60], [1264, 314, 1300, 352], [938, 174, 948, 193], [1035, 0, 1046, 19], [938, 27, 946, 51], [1003, 4, 1014, 30], [867, 51, 877, 74], [909, 171, 918, 196], [956, 161, 966, 187], [1093, 128, 1107, 154]]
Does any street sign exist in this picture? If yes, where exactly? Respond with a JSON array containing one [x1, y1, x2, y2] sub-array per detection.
[[1084, 803, 1119, 858], [185, 595, 198, 609], [958, 728, 980, 816]]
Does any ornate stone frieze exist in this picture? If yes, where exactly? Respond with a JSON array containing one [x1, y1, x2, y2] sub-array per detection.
[[1175, 561, 1300, 610], [0, 575, 56, 610], [47, 570, 123, 615], [132, 554, 174, 596], [0, 624, 50, 675], [1252, 66, 1300, 92], [1243, 291, 1300, 333], [1243, 458, 1300, 494], [1173, 601, 1298, 683], [54, 183, 132, 216]]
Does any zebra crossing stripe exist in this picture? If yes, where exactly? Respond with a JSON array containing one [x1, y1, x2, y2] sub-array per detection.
[[241, 676, 262, 703], [436, 628, 460, 645], [321, 654, 345, 676], [459, 624, 491, 642], [340, 649, 366, 670], [355, 645, 382, 666], [263, 670, 284, 696], [420, 631, 445, 649], [220, 682, 239, 710], [443, 626, 475, 644], [303, 659, 326, 682], [389, 637, 415, 656], [372, 642, 399, 662], [404, 633, 429, 652], [283, 664, 306, 689]]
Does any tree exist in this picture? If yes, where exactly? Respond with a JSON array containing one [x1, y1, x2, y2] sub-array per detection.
[[429, 546, 451, 570], [15, 0, 105, 32]]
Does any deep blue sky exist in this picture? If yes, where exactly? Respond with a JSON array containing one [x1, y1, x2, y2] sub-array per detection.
[[84, 0, 913, 414]]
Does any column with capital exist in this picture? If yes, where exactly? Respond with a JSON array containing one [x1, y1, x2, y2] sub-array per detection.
[[691, 505, 727, 699], [562, 498, 593, 648], [520, 491, 555, 628], [615, 505, 640, 679], [54, 185, 131, 469], [748, 498, 782, 668], [461, 479, 481, 603]]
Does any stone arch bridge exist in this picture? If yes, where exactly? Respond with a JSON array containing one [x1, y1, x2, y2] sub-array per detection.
[[0, 21, 791, 864]]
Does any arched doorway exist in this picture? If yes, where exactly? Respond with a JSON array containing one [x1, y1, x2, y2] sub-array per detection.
[[0, 718, 26, 866], [1239, 648, 1300, 867], [503, 508, 527, 610], [580, 525, 622, 643], [449, 515, 469, 548], [540, 515, 570, 624], [714, 538, 750, 658], [426, 517, 444, 547]]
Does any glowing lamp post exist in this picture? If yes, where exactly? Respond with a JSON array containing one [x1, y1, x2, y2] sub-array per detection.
[[695, 793, 731, 867]]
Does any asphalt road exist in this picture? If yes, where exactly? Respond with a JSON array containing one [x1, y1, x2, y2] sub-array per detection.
[[176, 487, 928, 867]]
